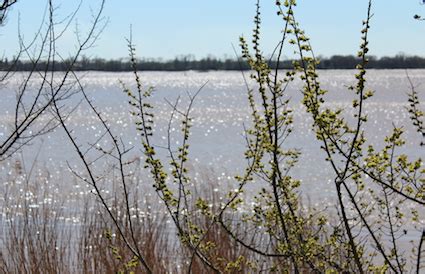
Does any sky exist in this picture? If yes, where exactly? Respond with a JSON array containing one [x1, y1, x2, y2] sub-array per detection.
[[1, 0, 425, 60]]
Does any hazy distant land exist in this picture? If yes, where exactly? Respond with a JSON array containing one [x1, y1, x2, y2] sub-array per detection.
[[2, 54, 425, 71]]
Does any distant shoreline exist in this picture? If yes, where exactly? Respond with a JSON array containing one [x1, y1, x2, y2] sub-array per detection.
[[2, 54, 425, 71]]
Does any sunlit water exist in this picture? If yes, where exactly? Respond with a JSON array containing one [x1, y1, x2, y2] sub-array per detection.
[[0, 70, 424, 264], [2, 70, 423, 198]]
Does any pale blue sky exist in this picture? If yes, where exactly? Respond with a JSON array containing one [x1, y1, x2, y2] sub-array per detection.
[[1, 0, 425, 60]]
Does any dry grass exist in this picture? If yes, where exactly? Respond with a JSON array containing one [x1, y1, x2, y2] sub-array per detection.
[[0, 160, 262, 273], [0, 158, 349, 273]]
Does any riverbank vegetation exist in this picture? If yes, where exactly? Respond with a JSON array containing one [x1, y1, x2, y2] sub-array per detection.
[[1, 0, 424, 273], [2, 54, 425, 72]]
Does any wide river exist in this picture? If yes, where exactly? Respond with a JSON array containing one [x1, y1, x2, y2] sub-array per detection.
[[0, 69, 424, 207], [0, 69, 424, 271]]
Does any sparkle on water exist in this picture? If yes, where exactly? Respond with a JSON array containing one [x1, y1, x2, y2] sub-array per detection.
[[0, 69, 424, 231]]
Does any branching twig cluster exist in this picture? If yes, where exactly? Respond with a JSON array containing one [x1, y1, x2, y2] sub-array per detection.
[[0, 0, 17, 24], [1, 0, 424, 273]]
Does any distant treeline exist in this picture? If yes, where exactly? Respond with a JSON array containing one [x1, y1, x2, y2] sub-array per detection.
[[2, 54, 425, 71]]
